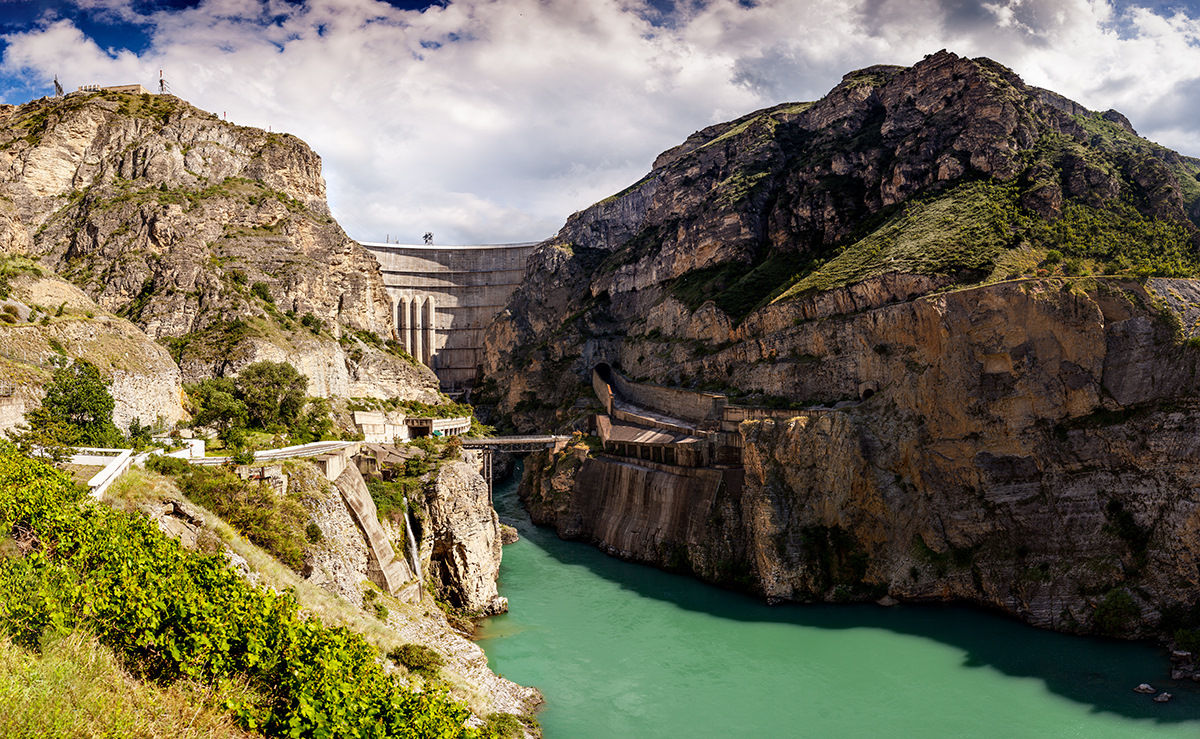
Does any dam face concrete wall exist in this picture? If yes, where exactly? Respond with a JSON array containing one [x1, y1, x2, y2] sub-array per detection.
[[359, 242, 538, 389]]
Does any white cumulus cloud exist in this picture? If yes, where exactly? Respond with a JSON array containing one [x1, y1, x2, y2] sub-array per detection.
[[2, 0, 1199, 244]]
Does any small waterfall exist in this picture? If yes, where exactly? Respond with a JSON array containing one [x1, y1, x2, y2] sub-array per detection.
[[403, 507, 422, 582]]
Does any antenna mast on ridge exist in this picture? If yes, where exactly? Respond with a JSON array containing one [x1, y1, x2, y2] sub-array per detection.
[[53, 75, 63, 97], [158, 69, 172, 95]]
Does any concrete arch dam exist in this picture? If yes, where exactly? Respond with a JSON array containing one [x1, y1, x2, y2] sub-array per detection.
[[359, 241, 539, 389]]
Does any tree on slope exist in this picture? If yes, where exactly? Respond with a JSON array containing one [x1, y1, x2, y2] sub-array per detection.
[[13, 359, 121, 449], [234, 361, 308, 430]]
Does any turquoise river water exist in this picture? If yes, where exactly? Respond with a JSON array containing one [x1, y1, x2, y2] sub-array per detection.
[[476, 468, 1200, 737]]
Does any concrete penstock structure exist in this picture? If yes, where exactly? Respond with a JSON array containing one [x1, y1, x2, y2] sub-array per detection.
[[359, 241, 539, 389]]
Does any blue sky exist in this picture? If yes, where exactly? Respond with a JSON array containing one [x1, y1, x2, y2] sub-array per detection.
[[1, 0, 1198, 243]]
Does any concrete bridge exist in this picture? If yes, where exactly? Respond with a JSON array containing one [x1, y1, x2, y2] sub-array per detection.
[[359, 241, 540, 390], [462, 435, 570, 497]]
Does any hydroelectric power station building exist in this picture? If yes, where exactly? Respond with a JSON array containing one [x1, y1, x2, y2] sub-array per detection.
[[358, 241, 539, 390]]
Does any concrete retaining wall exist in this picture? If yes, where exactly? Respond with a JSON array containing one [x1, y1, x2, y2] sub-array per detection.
[[608, 369, 726, 424]]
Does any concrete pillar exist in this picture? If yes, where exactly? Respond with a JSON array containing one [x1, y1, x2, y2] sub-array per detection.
[[399, 296, 412, 355], [412, 297, 424, 366], [424, 295, 436, 367]]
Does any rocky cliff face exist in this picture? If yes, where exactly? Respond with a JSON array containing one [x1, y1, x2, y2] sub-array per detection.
[[490, 50, 1200, 641], [483, 50, 1200, 429], [420, 454, 507, 616], [0, 90, 436, 401], [523, 277, 1200, 637]]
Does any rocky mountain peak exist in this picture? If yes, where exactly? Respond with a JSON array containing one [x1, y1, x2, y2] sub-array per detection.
[[482, 50, 1200, 428], [0, 89, 438, 399]]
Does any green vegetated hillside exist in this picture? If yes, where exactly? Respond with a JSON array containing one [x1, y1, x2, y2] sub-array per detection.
[[0, 443, 509, 737]]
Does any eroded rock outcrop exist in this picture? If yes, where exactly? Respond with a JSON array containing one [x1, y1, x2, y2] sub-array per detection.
[[422, 455, 507, 616], [520, 276, 1200, 638]]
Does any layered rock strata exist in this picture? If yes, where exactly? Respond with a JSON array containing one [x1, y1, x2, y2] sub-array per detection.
[[421, 454, 508, 616], [521, 276, 1200, 637]]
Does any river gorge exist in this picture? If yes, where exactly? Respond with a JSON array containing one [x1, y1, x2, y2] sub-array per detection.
[[479, 468, 1200, 736]]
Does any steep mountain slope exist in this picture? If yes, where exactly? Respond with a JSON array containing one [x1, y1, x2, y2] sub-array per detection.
[[0, 90, 436, 400], [483, 51, 1200, 641], [0, 266, 184, 431]]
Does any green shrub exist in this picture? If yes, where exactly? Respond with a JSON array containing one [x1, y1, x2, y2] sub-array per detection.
[[1043, 249, 1063, 265], [166, 465, 309, 571], [188, 377, 247, 436], [14, 359, 121, 449], [304, 522, 322, 544], [373, 602, 389, 621], [249, 282, 273, 303], [1175, 628, 1200, 653], [231, 448, 255, 465], [483, 712, 525, 739], [388, 644, 444, 676], [365, 477, 418, 522], [0, 442, 475, 737], [1094, 588, 1140, 635], [300, 312, 323, 334], [289, 397, 332, 444], [145, 455, 190, 476], [126, 417, 152, 450], [235, 361, 307, 429]]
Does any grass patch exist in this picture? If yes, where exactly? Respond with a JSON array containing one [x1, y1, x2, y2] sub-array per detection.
[[775, 180, 1016, 300], [669, 251, 810, 322], [0, 630, 251, 738]]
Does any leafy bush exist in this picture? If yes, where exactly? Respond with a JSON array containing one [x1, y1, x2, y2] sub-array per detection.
[[304, 522, 322, 544], [126, 417, 152, 450], [164, 465, 310, 571], [388, 644, 444, 676], [250, 282, 273, 304], [1094, 588, 1140, 635], [1175, 628, 1200, 653], [145, 455, 190, 476], [300, 313, 323, 334], [12, 359, 121, 450], [0, 443, 476, 737], [188, 377, 248, 436], [290, 397, 332, 444]]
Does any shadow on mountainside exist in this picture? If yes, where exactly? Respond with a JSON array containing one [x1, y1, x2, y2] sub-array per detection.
[[491, 465, 1200, 726]]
